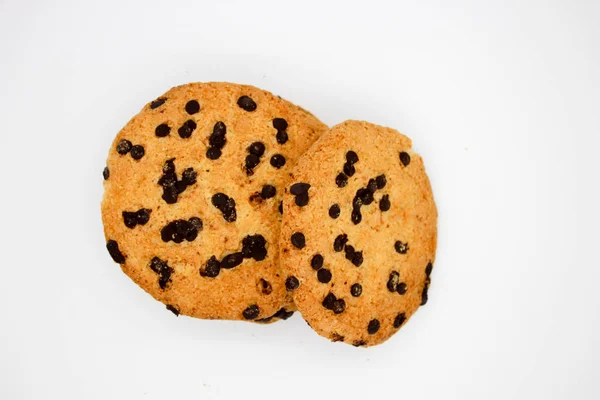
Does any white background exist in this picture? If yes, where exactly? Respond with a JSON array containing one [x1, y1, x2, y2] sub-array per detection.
[[1, 0, 599, 399]]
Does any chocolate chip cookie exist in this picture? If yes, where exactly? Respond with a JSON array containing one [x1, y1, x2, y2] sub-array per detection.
[[102, 82, 327, 321], [279, 120, 437, 345]]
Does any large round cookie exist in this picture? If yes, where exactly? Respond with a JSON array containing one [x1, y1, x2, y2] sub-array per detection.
[[102, 82, 327, 321], [279, 120, 437, 346]]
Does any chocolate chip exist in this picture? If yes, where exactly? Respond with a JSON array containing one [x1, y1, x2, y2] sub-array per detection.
[[278, 201, 283, 214], [353, 340, 367, 347], [336, 173, 348, 188], [397, 282, 407, 295], [150, 97, 166, 109], [103, 166, 109, 180], [387, 271, 400, 292], [273, 118, 288, 130], [286, 276, 299, 290], [355, 186, 374, 206], [160, 222, 175, 242], [206, 147, 222, 160], [248, 142, 265, 156], [286, 186, 309, 206], [166, 305, 180, 316], [276, 131, 288, 144], [222, 207, 236, 223], [322, 293, 336, 310], [273, 307, 294, 320], [186, 229, 198, 242], [367, 178, 378, 193], [343, 162, 355, 177], [259, 278, 272, 295], [350, 283, 362, 297], [175, 220, 190, 236], [158, 158, 196, 205], [122, 211, 138, 228], [350, 251, 363, 267], [212, 120, 226, 135], [237, 95, 257, 112], [185, 100, 200, 115], [182, 168, 197, 185], [160, 219, 199, 243], [261, 185, 276, 199], [317, 268, 332, 283], [175, 181, 189, 196], [332, 299, 346, 314], [346, 151, 359, 164], [395, 241, 409, 254], [311, 254, 324, 270], [367, 319, 380, 334], [149, 257, 173, 289], [242, 304, 260, 320], [333, 234, 348, 252], [293, 192, 308, 207], [244, 144, 264, 175], [291, 232, 305, 249], [155, 123, 171, 137], [175, 180, 188, 194], [290, 182, 310, 195], [209, 133, 226, 148], [159, 171, 177, 187], [207, 122, 227, 159], [116, 139, 132, 155], [345, 244, 363, 264], [331, 333, 345, 342], [209, 135, 225, 149], [328, 204, 340, 219], [425, 262, 433, 277], [245, 154, 260, 172], [201, 256, 221, 277], [399, 151, 411, 166], [187, 217, 201, 232], [257, 307, 294, 323], [212, 193, 228, 207], [162, 186, 178, 204], [169, 179, 183, 193], [270, 154, 286, 168], [106, 240, 125, 263], [241, 234, 267, 261], [178, 120, 197, 138], [158, 158, 197, 204], [163, 158, 176, 174], [393, 313, 406, 328], [221, 252, 243, 269], [136, 209, 151, 225], [379, 194, 390, 211], [211, 193, 237, 222], [421, 281, 429, 305], [376, 174, 387, 189]]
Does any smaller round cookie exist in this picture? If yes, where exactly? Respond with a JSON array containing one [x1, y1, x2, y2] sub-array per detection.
[[279, 120, 437, 347]]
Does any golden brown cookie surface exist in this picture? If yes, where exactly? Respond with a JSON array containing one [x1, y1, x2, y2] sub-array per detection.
[[102, 82, 327, 321], [279, 120, 437, 346]]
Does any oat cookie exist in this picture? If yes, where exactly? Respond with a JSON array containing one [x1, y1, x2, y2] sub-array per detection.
[[102, 82, 327, 321], [279, 120, 437, 345]]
